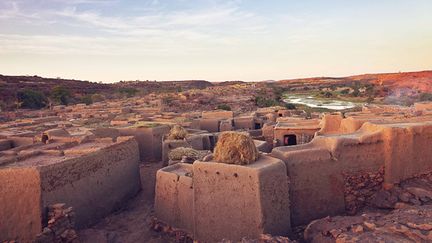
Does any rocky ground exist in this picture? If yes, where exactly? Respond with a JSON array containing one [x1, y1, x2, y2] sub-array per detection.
[[304, 205, 432, 242], [304, 172, 432, 243]]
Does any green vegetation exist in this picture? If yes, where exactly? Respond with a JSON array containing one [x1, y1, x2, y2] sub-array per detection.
[[81, 94, 93, 105], [254, 96, 279, 108], [91, 93, 105, 102], [118, 87, 138, 97], [419, 93, 432, 102], [51, 85, 72, 105], [284, 103, 296, 110], [17, 89, 47, 109], [217, 104, 231, 111]]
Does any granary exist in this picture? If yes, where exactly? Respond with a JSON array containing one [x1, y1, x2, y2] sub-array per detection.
[[155, 132, 290, 242]]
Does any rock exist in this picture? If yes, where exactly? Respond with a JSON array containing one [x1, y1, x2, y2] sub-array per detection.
[[351, 225, 364, 234], [370, 190, 398, 209], [395, 202, 411, 209], [398, 192, 413, 202]]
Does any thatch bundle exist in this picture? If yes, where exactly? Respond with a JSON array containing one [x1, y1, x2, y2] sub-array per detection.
[[166, 125, 188, 140], [213, 131, 259, 165], [168, 147, 200, 161]]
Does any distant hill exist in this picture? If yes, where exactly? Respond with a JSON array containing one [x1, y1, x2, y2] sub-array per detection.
[[276, 70, 432, 93], [1, 70, 431, 110]]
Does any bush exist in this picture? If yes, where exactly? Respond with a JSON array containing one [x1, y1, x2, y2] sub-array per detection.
[[324, 92, 333, 98], [284, 103, 296, 110], [217, 104, 231, 111], [419, 93, 432, 102], [255, 96, 279, 108], [51, 85, 72, 105], [17, 89, 47, 109], [118, 87, 138, 98], [81, 94, 93, 105], [340, 89, 350, 95], [91, 93, 105, 102]]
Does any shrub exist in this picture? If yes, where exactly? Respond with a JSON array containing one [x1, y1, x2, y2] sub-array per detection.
[[81, 94, 93, 105], [340, 89, 350, 95], [255, 96, 279, 108], [324, 92, 333, 98], [118, 87, 138, 98], [419, 93, 432, 101], [51, 85, 72, 105], [217, 104, 231, 111], [91, 93, 105, 102], [284, 103, 296, 110], [17, 89, 47, 109]]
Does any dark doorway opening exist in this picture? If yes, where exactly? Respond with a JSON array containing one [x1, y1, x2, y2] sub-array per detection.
[[209, 135, 216, 151], [42, 134, 49, 144], [254, 123, 261, 129], [284, 135, 297, 146]]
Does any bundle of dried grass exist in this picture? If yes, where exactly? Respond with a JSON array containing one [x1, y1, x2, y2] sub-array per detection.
[[213, 131, 259, 165], [166, 125, 188, 140], [168, 147, 200, 161]]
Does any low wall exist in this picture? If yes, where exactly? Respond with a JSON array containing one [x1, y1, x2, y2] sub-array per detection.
[[39, 137, 141, 228]]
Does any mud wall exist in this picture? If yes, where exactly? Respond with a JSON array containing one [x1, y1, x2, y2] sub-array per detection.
[[0, 168, 43, 242], [38, 137, 141, 228]]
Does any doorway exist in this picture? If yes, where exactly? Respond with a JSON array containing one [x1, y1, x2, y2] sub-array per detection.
[[283, 135, 297, 146]]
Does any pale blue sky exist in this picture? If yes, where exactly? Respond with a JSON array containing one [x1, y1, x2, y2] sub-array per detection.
[[0, 0, 431, 82]]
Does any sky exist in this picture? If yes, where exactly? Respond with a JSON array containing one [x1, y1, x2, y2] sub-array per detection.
[[0, 0, 431, 83]]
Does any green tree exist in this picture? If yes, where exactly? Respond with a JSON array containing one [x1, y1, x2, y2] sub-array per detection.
[[51, 85, 72, 105], [17, 89, 47, 109]]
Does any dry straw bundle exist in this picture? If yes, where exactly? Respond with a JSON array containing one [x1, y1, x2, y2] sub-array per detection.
[[167, 125, 188, 140], [213, 131, 259, 165]]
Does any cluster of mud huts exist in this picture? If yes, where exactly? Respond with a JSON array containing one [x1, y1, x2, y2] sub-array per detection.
[[1, 101, 432, 242]]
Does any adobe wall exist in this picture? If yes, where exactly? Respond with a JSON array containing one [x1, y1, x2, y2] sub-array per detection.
[[233, 116, 255, 130], [380, 122, 432, 185], [199, 119, 220, 132], [0, 167, 43, 242], [38, 137, 141, 228], [193, 156, 290, 242], [155, 163, 194, 233], [274, 128, 317, 146], [271, 125, 386, 225], [118, 125, 170, 162], [318, 113, 343, 134], [272, 121, 432, 225]]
